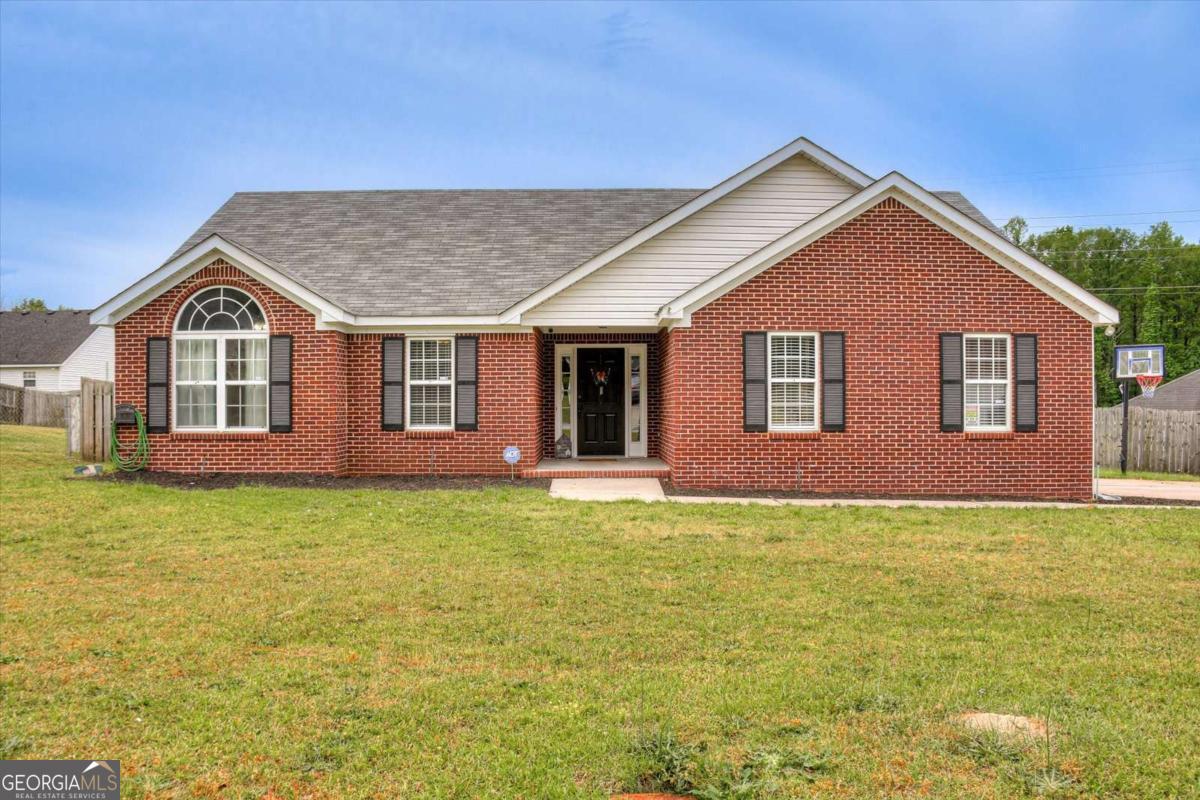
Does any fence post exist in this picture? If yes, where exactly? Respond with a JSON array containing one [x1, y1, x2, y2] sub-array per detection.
[[66, 394, 81, 456]]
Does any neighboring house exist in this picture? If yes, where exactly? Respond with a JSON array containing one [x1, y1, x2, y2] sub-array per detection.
[[92, 137, 1118, 499], [1129, 368, 1200, 411], [0, 310, 114, 391]]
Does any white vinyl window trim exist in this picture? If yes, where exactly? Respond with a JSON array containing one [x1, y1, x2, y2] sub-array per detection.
[[172, 286, 269, 432], [767, 332, 820, 431], [963, 333, 1012, 432], [172, 332, 269, 431], [22, 371, 36, 388], [406, 337, 454, 430]]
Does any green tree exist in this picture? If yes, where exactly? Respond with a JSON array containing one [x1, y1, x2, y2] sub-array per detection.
[[1018, 222, 1199, 406], [10, 297, 49, 312]]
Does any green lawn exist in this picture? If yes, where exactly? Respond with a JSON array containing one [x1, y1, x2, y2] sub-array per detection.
[[1098, 467, 1200, 482], [2, 425, 1198, 799]]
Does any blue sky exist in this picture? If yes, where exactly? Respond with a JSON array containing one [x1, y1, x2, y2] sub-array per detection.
[[1, 1, 1197, 309]]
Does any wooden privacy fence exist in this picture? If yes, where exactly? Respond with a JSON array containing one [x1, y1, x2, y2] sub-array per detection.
[[67, 378, 114, 461], [1095, 407, 1200, 475], [0, 384, 71, 427]]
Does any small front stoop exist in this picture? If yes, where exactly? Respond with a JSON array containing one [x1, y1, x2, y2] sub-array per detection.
[[523, 457, 670, 480]]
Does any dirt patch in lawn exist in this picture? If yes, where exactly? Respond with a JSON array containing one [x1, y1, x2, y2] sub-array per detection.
[[104, 470, 550, 492], [958, 711, 1048, 739], [660, 481, 1200, 506]]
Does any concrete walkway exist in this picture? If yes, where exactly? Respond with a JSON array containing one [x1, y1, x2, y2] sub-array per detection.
[[548, 477, 666, 502], [1098, 478, 1200, 502], [548, 477, 1197, 508]]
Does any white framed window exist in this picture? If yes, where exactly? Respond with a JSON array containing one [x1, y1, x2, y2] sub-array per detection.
[[964, 333, 1011, 431], [22, 371, 36, 388], [768, 332, 819, 431], [407, 338, 453, 429], [173, 286, 268, 431]]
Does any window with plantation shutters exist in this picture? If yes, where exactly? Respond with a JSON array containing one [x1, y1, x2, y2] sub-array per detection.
[[768, 332, 819, 431], [743, 332, 767, 432], [381, 336, 405, 430], [964, 334, 1011, 431], [145, 337, 170, 433], [408, 338, 453, 429], [1014, 334, 1038, 432], [269, 335, 292, 433]]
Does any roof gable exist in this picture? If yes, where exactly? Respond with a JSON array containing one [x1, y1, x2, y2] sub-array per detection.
[[663, 173, 1119, 326], [521, 152, 860, 326], [164, 189, 698, 317], [0, 310, 96, 365], [501, 137, 872, 323]]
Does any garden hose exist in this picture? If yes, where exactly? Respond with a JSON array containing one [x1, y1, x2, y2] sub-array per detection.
[[111, 407, 150, 471]]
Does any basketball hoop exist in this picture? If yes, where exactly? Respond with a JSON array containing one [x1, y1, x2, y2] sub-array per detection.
[[1136, 373, 1162, 398]]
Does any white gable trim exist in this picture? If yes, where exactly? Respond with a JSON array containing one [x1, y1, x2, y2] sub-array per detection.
[[660, 173, 1120, 327], [90, 235, 354, 326], [500, 137, 872, 324]]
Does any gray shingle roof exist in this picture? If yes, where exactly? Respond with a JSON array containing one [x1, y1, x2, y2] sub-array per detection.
[[931, 191, 1007, 238], [0, 310, 96, 365], [167, 187, 999, 317], [1129, 368, 1200, 411], [172, 189, 701, 316]]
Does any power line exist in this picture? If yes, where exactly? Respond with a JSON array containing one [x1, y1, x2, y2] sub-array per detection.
[[1022, 219, 1200, 230], [992, 208, 1200, 222], [933, 157, 1200, 184]]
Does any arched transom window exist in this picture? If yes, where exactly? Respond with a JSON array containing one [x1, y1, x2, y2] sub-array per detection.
[[173, 287, 269, 430]]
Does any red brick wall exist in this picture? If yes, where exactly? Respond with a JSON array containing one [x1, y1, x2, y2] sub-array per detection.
[[662, 198, 1095, 499], [114, 261, 349, 473], [539, 332, 662, 459], [345, 330, 542, 475], [115, 261, 543, 475]]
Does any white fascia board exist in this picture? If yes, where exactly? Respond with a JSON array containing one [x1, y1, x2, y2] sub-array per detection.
[[318, 319, 523, 334], [662, 173, 1120, 326], [0, 363, 60, 368], [500, 137, 873, 324], [90, 235, 352, 326]]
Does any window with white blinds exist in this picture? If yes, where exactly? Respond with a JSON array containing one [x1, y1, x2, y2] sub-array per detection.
[[407, 338, 453, 428], [768, 332, 819, 431], [964, 334, 1010, 431]]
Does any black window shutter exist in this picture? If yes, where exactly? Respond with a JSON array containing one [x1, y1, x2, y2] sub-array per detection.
[[821, 332, 845, 432], [381, 336, 405, 431], [1014, 334, 1038, 432], [455, 335, 479, 431], [269, 335, 293, 433], [743, 332, 767, 432], [145, 337, 169, 434], [940, 333, 964, 432]]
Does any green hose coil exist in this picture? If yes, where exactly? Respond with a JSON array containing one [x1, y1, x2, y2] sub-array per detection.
[[111, 407, 150, 471]]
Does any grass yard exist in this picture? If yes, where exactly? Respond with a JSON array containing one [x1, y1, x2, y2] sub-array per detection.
[[1097, 467, 1200, 482], [2, 424, 1199, 799]]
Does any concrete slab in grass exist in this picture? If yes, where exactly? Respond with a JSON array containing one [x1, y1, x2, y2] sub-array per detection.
[[549, 478, 666, 502]]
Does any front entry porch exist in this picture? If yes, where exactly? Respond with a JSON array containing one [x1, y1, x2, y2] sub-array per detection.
[[542, 332, 660, 464], [522, 456, 670, 479]]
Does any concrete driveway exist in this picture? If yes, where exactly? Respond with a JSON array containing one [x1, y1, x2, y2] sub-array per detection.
[[1098, 478, 1200, 502]]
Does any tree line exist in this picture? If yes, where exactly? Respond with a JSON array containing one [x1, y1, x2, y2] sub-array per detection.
[[1005, 219, 1200, 407]]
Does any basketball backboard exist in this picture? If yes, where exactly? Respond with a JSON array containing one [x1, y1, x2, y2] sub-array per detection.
[[1113, 344, 1165, 380]]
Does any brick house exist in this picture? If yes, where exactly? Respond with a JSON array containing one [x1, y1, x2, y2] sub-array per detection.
[[91, 138, 1118, 498]]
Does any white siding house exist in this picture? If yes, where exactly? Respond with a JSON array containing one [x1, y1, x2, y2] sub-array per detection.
[[0, 311, 114, 391]]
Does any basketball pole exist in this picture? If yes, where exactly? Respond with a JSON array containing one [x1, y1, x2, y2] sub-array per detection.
[[1119, 380, 1130, 476]]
